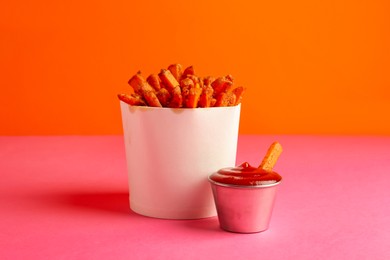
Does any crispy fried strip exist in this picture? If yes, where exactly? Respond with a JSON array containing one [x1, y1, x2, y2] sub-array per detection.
[[159, 69, 180, 93], [169, 86, 183, 108], [128, 72, 161, 107], [180, 77, 194, 89], [124, 65, 244, 108], [232, 86, 245, 105], [211, 77, 233, 97], [143, 91, 162, 107], [146, 74, 162, 91], [186, 83, 202, 108], [214, 91, 236, 107], [117, 93, 146, 106], [224, 81, 235, 93], [180, 77, 193, 104], [128, 72, 153, 93], [198, 84, 214, 108], [185, 74, 200, 84], [168, 64, 183, 81], [214, 93, 228, 107], [225, 74, 234, 83], [182, 66, 195, 79], [203, 76, 215, 86], [259, 142, 283, 172], [210, 98, 217, 107], [156, 88, 171, 107], [226, 91, 237, 106], [128, 72, 143, 94]]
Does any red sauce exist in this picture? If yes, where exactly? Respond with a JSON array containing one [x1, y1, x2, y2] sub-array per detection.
[[209, 162, 282, 186]]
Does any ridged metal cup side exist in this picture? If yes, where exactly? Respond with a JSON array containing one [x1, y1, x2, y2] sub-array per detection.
[[209, 178, 281, 233]]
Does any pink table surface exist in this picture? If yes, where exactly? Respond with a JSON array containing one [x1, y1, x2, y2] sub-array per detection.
[[1, 135, 389, 259]]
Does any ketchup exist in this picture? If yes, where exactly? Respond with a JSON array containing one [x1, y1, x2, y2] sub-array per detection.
[[209, 162, 282, 187]]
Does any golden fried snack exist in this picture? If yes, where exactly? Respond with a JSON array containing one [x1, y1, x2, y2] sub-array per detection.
[[232, 86, 245, 106], [156, 88, 171, 107], [214, 93, 227, 107], [210, 98, 217, 107], [259, 142, 283, 172], [182, 66, 195, 79], [180, 77, 193, 104], [198, 84, 214, 108], [118, 93, 146, 106], [169, 86, 183, 108], [128, 72, 152, 93], [158, 69, 180, 93], [226, 91, 237, 106], [146, 74, 162, 91], [214, 91, 236, 107], [198, 76, 204, 88], [185, 74, 200, 84], [143, 91, 162, 107], [186, 84, 202, 108], [203, 76, 215, 86], [225, 74, 234, 83], [128, 72, 162, 107], [168, 64, 183, 81], [211, 77, 233, 97], [120, 64, 244, 108]]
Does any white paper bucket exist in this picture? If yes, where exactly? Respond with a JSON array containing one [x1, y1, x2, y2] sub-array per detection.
[[120, 101, 241, 219]]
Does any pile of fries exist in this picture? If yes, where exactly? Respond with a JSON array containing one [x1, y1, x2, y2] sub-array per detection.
[[118, 64, 245, 108]]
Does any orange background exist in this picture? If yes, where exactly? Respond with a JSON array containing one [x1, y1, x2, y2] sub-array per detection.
[[1, 0, 389, 135]]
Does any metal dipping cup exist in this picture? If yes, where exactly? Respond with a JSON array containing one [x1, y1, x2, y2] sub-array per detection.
[[208, 178, 281, 233]]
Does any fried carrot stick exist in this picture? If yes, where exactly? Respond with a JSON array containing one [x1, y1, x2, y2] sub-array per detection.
[[214, 91, 236, 107], [146, 74, 162, 91], [168, 64, 183, 82], [232, 86, 245, 105], [186, 83, 202, 108], [117, 93, 146, 106], [211, 77, 233, 97], [182, 65, 195, 79], [159, 69, 180, 93], [156, 88, 171, 107], [198, 84, 214, 108], [169, 86, 183, 108], [128, 72, 162, 107], [259, 142, 283, 172]]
